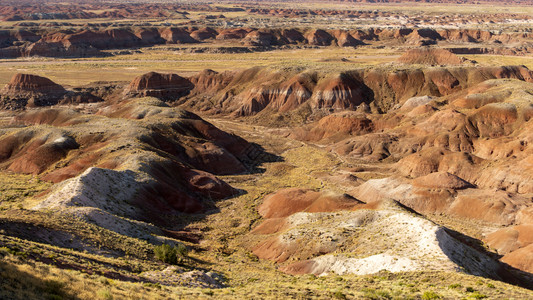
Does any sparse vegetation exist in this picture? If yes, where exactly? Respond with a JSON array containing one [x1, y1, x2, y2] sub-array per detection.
[[333, 290, 347, 299], [422, 291, 442, 300], [153, 244, 187, 265], [469, 292, 488, 299], [97, 288, 113, 300]]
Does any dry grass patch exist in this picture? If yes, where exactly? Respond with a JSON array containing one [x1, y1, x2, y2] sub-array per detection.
[[0, 172, 52, 210]]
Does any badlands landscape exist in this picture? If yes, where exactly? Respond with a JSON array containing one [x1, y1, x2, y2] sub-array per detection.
[[1, 0, 533, 299]]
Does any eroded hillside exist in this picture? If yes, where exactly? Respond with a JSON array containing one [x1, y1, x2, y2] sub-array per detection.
[[0, 57, 531, 298]]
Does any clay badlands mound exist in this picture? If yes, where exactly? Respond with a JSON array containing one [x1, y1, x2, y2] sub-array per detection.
[[0, 49, 532, 298], [136, 65, 533, 281], [0, 73, 102, 109], [3, 24, 533, 58], [397, 48, 465, 65]]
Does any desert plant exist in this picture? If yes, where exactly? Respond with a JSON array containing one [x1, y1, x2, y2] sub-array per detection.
[[97, 288, 113, 300], [422, 291, 441, 300], [448, 283, 462, 289], [362, 288, 392, 300], [333, 291, 347, 299], [469, 292, 488, 299], [154, 243, 187, 265]]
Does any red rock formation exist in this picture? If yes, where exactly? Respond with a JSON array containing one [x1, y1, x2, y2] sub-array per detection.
[[159, 28, 197, 44], [134, 28, 164, 45], [181, 65, 533, 118], [123, 72, 193, 100], [242, 30, 276, 46], [22, 40, 102, 58], [412, 171, 474, 189], [312, 73, 370, 110], [0, 73, 66, 108], [306, 29, 334, 46], [406, 28, 442, 44], [234, 71, 315, 116], [216, 28, 250, 40], [332, 30, 365, 47], [398, 48, 464, 65], [279, 29, 306, 44], [191, 69, 231, 90], [2, 101, 250, 218], [269, 73, 315, 112], [190, 27, 218, 40], [1, 73, 65, 97], [257, 188, 362, 219], [251, 189, 367, 263], [2, 24, 533, 59], [467, 103, 518, 138], [289, 112, 374, 142]]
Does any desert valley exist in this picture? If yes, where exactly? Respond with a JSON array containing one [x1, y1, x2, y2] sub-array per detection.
[[1, 0, 533, 299]]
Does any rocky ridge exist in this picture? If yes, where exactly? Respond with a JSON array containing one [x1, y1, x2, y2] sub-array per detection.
[[2, 26, 533, 58]]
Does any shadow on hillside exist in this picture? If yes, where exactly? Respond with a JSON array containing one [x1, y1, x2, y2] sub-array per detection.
[[239, 142, 284, 174], [438, 227, 533, 290], [157, 143, 282, 242], [0, 258, 80, 300]]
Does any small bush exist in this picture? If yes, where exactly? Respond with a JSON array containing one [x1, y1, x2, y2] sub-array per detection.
[[154, 243, 187, 265], [362, 288, 392, 300], [97, 288, 113, 300], [143, 282, 161, 289], [422, 291, 441, 300], [333, 291, 347, 299], [448, 283, 461, 289], [470, 292, 488, 299]]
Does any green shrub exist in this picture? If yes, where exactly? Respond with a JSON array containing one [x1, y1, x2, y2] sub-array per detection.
[[97, 288, 113, 300], [333, 291, 347, 299], [154, 243, 187, 265], [448, 283, 461, 289], [470, 292, 487, 299], [361, 288, 392, 300], [422, 291, 441, 300]]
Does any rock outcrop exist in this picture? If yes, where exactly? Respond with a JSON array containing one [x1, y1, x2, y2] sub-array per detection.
[[123, 72, 194, 100], [159, 28, 197, 44], [180, 65, 533, 118], [242, 31, 276, 46], [1, 98, 253, 235], [1, 73, 65, 97], [0, 73, 66, 109], [2, 24, 533, 59], [250, 189, 509, 280], [398, 48, 464, 65], [306, 29, 334, 46]]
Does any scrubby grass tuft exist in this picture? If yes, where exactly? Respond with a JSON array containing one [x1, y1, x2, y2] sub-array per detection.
[[154, 244, 187, 265]]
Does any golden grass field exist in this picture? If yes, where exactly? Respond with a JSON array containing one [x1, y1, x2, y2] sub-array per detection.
[[0, 47, 396, 86], [2, 45, 533, 87]]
